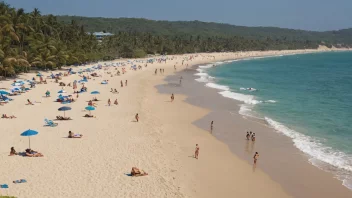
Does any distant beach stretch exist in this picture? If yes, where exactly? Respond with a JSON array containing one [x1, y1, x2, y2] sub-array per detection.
[[1, 48, 352, 198]]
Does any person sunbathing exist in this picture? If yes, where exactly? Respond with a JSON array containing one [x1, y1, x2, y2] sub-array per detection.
[[84, 114, 94, 118], [9, 147, 17, 156], [131, 167, 148, 176], [114, 99, 118, 105], [25, 149, 43, 157], [2, 114, 16, 119], [68, 131, 83, 138], [88, 100, 97, 107], [56, 116, 71, 120], [26, 99, 33, 105], [92, 97, 98, 101]]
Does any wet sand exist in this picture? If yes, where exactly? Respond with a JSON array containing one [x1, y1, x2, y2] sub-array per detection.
[[156, 66, 352, 198]]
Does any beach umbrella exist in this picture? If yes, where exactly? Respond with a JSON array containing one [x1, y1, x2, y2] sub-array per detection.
[[0, 90, 10, 95], [11, 87, 20, 92], [58, 106, 71, 117], [36, 73, 42, 76], [91, 91, 100, 94], [58, 90, 66, 93], [85, 106, 95, 115], [21, 129, 38, 149]]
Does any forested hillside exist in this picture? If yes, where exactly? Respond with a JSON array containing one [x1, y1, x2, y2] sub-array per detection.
[[56, 16, 352, 44]]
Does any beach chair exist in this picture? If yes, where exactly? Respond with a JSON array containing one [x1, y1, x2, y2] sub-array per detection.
[[44, 118, 58, 127]]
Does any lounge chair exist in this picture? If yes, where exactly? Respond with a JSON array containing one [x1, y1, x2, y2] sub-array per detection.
[[44, 118, 58, 127]]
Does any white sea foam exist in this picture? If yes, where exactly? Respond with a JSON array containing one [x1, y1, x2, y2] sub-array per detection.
[[265, 100, 277, 103], [218, 90, 262, 105], [239, 104, 253, 117], [205, 83, 230, 91], [198, 64, 213, 69], [265, 117, 352, 190]]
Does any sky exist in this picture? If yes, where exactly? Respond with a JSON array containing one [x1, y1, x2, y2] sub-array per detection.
[[4, 0, 352, 31]]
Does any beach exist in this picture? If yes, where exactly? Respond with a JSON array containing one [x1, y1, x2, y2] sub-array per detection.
[[0, 48, 351, 198]]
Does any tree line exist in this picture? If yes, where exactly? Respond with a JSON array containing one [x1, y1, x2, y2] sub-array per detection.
[[0, 2, 104, 77], [0, 2, 350, 77]]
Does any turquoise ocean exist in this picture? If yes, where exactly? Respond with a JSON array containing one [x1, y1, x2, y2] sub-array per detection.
[[194, 52, 352, 190]]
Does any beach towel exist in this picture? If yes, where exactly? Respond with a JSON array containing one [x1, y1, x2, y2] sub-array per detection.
[[0, 184, 9, 188]]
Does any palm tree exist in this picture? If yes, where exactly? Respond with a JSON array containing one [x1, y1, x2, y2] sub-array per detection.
[[31, 49, 56, 70]]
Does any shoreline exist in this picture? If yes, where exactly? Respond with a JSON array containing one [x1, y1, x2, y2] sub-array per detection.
[[191, 50, 352, 191], [156, 51, 352, 197], [0, 48, 351, 197]]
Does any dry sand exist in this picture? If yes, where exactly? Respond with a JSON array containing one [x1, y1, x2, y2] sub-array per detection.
[[0, 48, 349, 197]]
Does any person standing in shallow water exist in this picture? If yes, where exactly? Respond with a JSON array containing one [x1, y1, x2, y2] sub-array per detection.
[[251, 133, 256, 141], [195, 144, 200, 159], [246, 132, 250, 140], [171, 94, 174, 102]]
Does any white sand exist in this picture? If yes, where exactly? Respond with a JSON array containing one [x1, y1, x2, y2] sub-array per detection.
[[0, 48, 348, 197]]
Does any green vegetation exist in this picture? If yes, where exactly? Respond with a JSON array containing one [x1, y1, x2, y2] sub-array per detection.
[[56, 16, 352, 45], [1, 1, 351, 77], [0, 196, 16, 198], [0, 2, 104, 77]]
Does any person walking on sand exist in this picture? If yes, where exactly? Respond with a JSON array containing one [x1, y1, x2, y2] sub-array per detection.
[[125, 80, 127, 86], [253, 152, 259, 164], [135, 113, 139, 122], [120, 80, 123, 87], [174, 65, 176, 71], [108, 99, 111, 106], [155, 69, 157, 75], [210, 121, 214, 133], [195, 144, 200, 159], [171, 93, 174, 102]]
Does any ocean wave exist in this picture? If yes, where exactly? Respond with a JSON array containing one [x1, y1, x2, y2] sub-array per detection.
[[198, 64, 213, 69], [265, 100, 277, 103], [265, 117, 352, 189], [205, 83, 230, 91], [219, 90, 262, 105]]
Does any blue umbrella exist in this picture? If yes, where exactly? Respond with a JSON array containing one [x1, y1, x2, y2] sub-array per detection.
[[85, 106, 95, 111], [0, 90, 10, 95], [21, 129, 38, 148], [58, 106, 72, 117], [58, 90, 66, 93], [91, 91, 100, 94], [36, 73, 42, 76], [85, 106, 95, 115]]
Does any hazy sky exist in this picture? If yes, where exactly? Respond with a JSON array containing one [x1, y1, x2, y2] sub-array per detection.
[[4, 0, 352, 31]]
